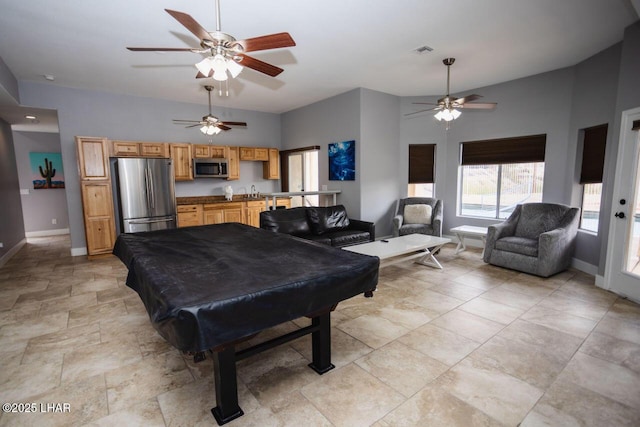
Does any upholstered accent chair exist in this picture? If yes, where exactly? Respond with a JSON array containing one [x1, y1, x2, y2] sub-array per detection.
[[483, 203, 580, 277], [393, 197, 443, 237]]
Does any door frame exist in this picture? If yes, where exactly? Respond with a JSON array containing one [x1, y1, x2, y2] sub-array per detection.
[[603, 106, 640, 302]]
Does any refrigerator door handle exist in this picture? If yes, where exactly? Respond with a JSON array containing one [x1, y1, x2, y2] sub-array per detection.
[[128, 218, 174, 224], [145, 166, 156, 209]]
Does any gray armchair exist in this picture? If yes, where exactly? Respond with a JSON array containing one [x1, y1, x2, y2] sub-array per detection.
[[393, 197, 443, 237], [483, 203, 580, 277]]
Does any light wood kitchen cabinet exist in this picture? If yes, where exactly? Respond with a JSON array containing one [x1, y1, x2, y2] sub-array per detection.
[[203, 202, 244, 225], [177, 204, 203, 227], [193, 144, 227, 159], [140, 142, 169, 158], [263, 148, 280, 179], [227, 146, 240, 180], [239, 146, 269, 161], [170, 143, 193, 181], [80, 181, 116, 256], [111, 140, 140, 157], [245, 200, 266, 227], [76, 136, 110, 180], [276, 198, 291, 209]]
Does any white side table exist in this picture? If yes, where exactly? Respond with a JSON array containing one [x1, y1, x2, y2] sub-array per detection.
[[450, 225, 488, 256]]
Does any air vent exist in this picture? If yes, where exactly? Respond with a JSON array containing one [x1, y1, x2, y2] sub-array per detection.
[[413, 45, 434, 54]]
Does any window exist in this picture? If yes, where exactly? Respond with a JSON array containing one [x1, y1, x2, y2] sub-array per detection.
[[459, 135, 546, 219], [579, 124, 608, 232], [408, 144, 435, 197]]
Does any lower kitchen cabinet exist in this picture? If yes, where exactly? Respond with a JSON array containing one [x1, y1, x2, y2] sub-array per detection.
[[80, 181, 116, 256], [177, 204, 203, 227], [203, 202, 244, 225]]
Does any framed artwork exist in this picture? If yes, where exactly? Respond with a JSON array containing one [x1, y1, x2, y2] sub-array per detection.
[[30, 152, 65, 189], [328, 140, 355, 181]]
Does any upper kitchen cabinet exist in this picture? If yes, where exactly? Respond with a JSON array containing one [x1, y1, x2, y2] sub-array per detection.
[[111, 140, 169, 158], [227, 146, 240, 180], [263, 148, 280, 179], [239, 146, 269, 161], [193, 144, 227, 159], [76, 136, 110, 180], [170, 143, 193, 181]]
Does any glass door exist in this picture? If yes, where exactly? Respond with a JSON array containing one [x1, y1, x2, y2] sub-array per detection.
[[288, 150, 319, 207], [604, 107, 640, 302]]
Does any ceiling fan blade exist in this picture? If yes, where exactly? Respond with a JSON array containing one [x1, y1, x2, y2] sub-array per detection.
[[460, 102, 497, 109], [236, 54, 283, 77], [185, 124, 202, 128], [405, 108, 439, 116], [220, 121, 247, 126], [127, 47, 196, 52], [195, 70, 214, 79], [455, 94, 482, 104], [235, 33, 296, 52], [217, 124, 232, 131], [173, 119, 201, 123], [412, 102, 438, 105], [164, 9, 212, 42]]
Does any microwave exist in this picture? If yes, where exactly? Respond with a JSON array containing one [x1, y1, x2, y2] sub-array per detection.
[[193, 158, 229, 178]]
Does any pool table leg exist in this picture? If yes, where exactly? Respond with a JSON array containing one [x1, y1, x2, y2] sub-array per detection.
[[211, 346, 244, 425], [308, 312, 335, 374]]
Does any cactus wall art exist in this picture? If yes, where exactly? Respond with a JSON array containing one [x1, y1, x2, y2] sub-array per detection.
[[29, 152, 65, 189]]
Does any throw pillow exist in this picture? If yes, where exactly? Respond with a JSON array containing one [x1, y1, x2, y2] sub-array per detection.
[[403, 204, 432, 224]]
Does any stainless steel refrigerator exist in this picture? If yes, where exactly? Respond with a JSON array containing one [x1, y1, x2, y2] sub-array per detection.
[[113, 158, 177, 233]]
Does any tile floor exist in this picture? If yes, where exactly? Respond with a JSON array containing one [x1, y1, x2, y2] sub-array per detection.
[[0, 235, 639, 426]]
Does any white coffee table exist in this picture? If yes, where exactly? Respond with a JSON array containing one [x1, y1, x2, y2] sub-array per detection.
[[450, 225, 488, 256], [343, 234, 451, 269]]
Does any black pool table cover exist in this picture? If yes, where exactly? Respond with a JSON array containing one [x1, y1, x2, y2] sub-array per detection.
[[113, 223, 379, 352]]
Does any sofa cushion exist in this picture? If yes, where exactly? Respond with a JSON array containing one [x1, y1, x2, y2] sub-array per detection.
[[398, 223, 434, 236], [260, 207, 311, 236], [515, 203, 568, 240], [307, 205, 351, 235], [403, 204, 432, 224], [327, 230, 371, 248], [495, 236, 539, 257]]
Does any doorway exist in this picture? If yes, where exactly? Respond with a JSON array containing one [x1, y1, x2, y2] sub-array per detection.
[[604, 106, 640, 303], [287, 149, 319, 207]]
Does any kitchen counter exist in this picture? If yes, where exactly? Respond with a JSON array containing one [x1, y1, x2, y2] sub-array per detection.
[[176, 195, 265, 205]]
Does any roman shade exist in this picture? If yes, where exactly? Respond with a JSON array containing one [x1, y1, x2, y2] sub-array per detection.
[[408, 144, 435, 183], [460, 134, 546, 166], [579, 124, 608, 184]]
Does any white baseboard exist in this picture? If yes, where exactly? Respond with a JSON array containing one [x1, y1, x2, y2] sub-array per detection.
[[71, 247, 88, 257], [25, 228, 70, 238], [0, 238, 27, 268]]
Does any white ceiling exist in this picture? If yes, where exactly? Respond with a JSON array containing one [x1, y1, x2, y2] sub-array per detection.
[[0, 0, 638, 131]]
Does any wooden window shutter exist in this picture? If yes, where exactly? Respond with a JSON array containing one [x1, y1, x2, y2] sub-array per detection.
[[460, 134, 546, 166], [580, 124, 608, 184], [408, 144, 435, 183]]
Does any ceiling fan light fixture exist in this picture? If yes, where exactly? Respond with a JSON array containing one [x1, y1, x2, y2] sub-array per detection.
[[195, 57, 214, 76], [451, 109, 461, 119], [227, 59, 243, 78]]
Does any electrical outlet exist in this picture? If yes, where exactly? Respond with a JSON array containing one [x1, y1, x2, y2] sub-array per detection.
[[52, 218, 57, 225], [0, 242, 3, 248]]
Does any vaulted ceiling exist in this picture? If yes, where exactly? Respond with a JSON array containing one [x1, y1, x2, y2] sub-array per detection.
[[0, 0, 638, 131]]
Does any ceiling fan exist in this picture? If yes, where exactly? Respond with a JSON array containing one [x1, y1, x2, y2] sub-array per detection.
[[408, 58, 497, 126], [173, 86, 247, 135], [127, 0, 296, 81]]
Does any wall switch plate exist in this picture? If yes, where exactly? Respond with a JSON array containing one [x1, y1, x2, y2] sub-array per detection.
[[0, 242, 3, 248], [52, 218, 57, 225], [20, 189, 29, 195]]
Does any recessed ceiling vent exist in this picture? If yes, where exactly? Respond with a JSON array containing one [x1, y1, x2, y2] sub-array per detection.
[[413, 45, 433, 54]]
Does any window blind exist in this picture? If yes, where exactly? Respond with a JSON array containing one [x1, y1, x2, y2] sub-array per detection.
[[408, 144, 435, 183], [579, 124, 608, 184], [460, 134, 546, 166]]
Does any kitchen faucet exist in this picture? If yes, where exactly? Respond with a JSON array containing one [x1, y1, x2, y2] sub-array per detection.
[[251, 184, 256, 197]]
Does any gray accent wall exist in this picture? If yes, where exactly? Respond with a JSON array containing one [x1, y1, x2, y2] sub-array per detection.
[[0, 118, 25, 259], [12, 131, 70, 234]]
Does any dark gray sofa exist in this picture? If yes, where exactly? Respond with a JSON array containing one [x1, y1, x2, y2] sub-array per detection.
[[483, 203, 580, 277], [259, 205, 375, 248]]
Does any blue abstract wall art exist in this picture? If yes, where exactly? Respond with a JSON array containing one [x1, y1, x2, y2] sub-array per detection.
[[328, 140, 355, 181]]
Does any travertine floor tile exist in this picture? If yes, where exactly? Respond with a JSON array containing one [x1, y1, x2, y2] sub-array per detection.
[[2, 236, 640, 426]]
